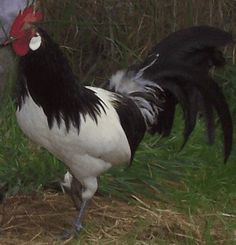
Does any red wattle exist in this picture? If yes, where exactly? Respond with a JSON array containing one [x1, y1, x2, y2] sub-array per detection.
[[12, 39, 30, 56]]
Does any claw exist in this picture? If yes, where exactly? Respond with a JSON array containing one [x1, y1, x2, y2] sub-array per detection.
[[75, 221, 83, 233], [58, 229, 75, 240], [58, 221, 83, 240]]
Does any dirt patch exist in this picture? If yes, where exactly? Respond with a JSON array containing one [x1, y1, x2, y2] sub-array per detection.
[[0, 193, 76, 244], [0, 192, 203, 244]]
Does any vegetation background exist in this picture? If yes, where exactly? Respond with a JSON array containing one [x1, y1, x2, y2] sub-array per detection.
[[41, 0, 236, 82], [0, 0, 236, 244]]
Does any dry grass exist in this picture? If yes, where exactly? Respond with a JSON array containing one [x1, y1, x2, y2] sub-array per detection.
[[39, 0, 236, 84], [0, 192, 233, 245]]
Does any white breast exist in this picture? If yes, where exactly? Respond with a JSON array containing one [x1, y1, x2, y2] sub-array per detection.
[[16, 86, 131, 181]]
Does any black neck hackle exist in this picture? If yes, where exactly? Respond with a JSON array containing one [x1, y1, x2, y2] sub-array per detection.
[[17, 28, 105, 132]]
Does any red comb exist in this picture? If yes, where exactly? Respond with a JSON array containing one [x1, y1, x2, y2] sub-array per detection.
[[10, 5, 43, 37]]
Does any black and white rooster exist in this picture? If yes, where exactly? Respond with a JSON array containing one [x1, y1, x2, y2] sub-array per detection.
[[0, 5, 233, 236]]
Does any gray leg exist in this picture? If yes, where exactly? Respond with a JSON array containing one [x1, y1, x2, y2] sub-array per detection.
[[61, 196, 91, 239], [61, 176, 98, 239], [71, 180, 91, 233], [74, 199, 90, 233], [61, 180, 93, 239], [72, 176, 98, 234]]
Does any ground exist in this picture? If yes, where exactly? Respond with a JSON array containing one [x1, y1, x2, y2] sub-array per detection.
[[0, 192, 212, 245]]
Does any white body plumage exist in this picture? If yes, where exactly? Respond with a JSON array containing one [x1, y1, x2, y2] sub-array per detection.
[[16, 86, 131, 200]]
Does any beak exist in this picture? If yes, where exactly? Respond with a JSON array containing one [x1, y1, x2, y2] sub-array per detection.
[[0, 37, 15, 48]]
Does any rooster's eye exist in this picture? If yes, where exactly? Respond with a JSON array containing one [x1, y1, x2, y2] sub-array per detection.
[[29, 32, 42, 51]]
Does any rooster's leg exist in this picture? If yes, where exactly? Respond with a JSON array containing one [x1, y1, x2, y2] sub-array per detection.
[[63, 195, 90, 238], [74, 198, 90, 232], [62, 176, 97, 239], [70, 176, 82, 210], [73, 176, 99, 234], [70, 177, 90, 232]]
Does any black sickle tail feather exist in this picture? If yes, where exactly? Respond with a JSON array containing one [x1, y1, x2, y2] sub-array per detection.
[[139, 26, 233, 162], [109, 26, 233, 162], [137, 25, 232, 77], [207, 81, 233, 162], [152, 72, 233, 162]]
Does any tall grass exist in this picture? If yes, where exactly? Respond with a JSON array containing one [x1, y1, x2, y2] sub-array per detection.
[[40, 0, 236, 84]]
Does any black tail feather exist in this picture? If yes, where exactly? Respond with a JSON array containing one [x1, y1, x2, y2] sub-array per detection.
[[136, 26, 232, 77], [201, 96, 215, 145], [207, 81, 233, 162], [109, 26, 233, 162], [150, 91, 176, 136], [138, 26, 233, 162], [148, 71, 233, 162]]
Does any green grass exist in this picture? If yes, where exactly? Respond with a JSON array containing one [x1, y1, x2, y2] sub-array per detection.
[[0, 96, 65, 194], [0, 65, 65, 194], [0, 65, 235, 243]]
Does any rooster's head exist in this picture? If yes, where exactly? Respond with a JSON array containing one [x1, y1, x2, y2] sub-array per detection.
[[0, 4, 43, 56]]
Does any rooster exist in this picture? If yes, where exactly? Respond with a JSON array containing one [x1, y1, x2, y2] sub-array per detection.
[[0, 5, 233, 236]]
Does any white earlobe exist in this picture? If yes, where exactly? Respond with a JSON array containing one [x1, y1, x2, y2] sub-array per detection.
[[29, 33, 42, 51]]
